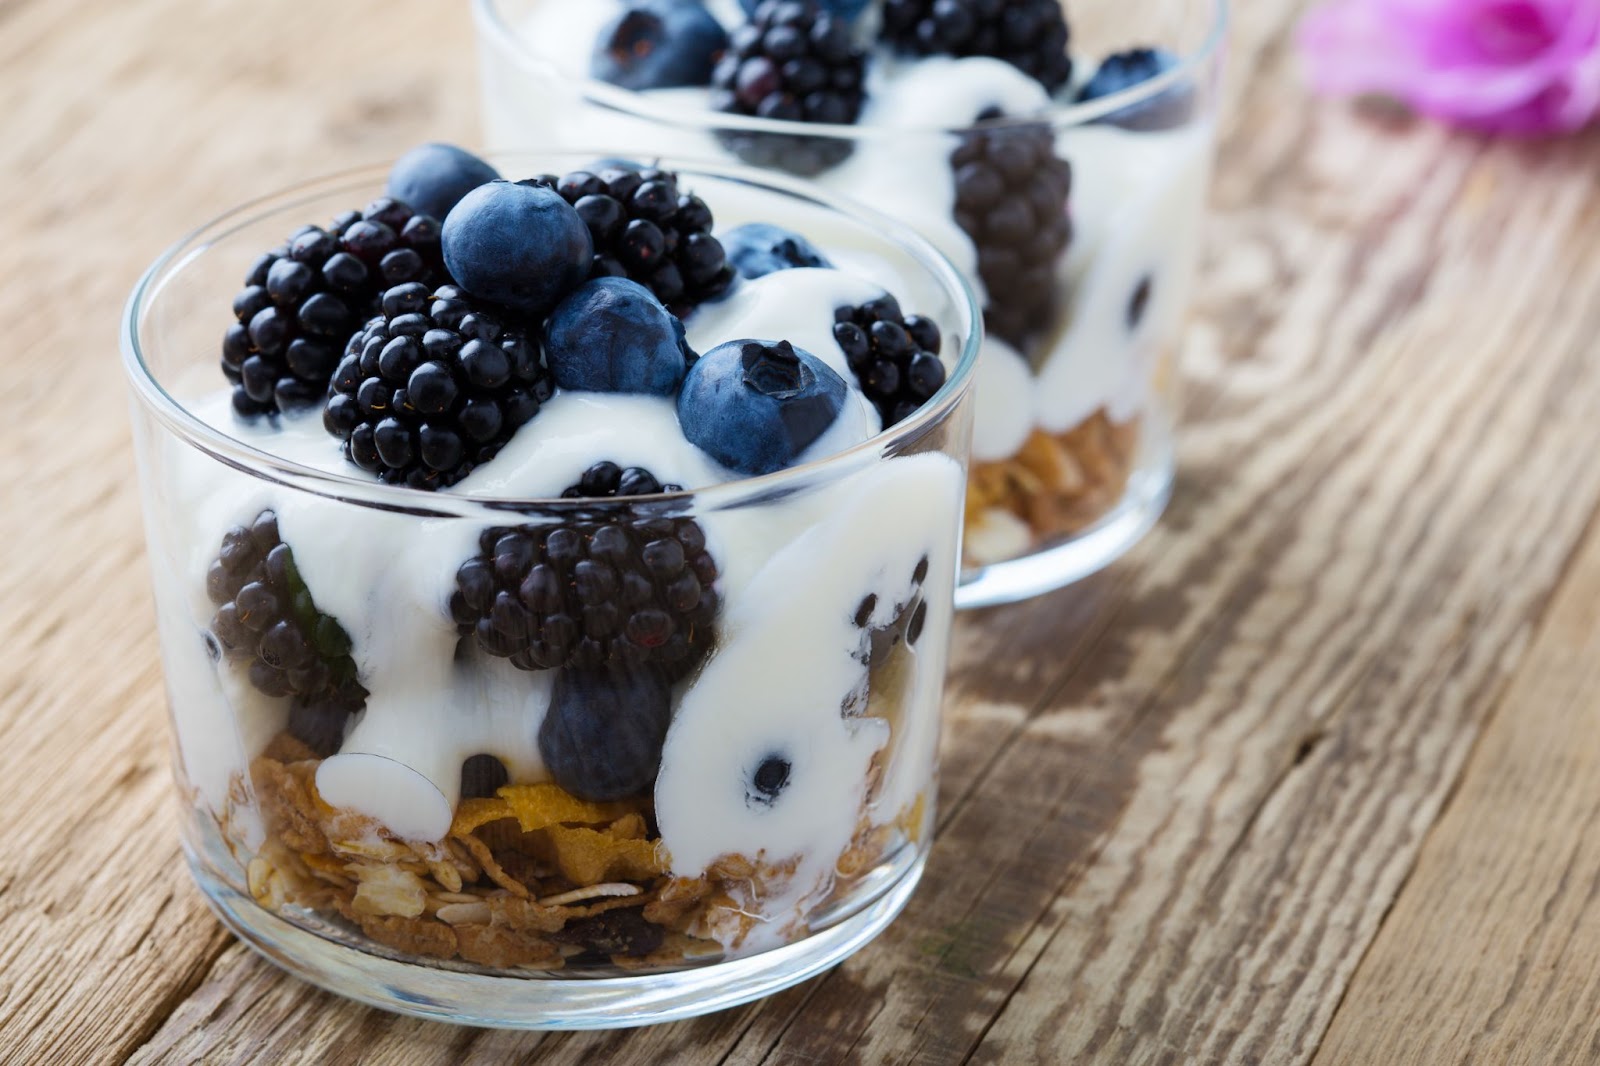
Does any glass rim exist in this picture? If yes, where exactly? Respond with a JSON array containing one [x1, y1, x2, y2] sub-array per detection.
[[120, 152, 983, 516], [472, 0, 1230, 139]]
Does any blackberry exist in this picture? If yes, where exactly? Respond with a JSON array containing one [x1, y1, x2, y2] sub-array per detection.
[[323, 284, 553, 490], [529, 166, 735, 317], [448, 465, 719, 679], [222, 199, 445, 418], [950, 109, 1073, 352], [880, 0, 1072, 93], [206, 511, 366, 756], [831, 294, 947, 427], [554, 908, 666, 959], [709, 0, 868, 176], [460, 753, 511, 799], [561, 461, 684, 498]]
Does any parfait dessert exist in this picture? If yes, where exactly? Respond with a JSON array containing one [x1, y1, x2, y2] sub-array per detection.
[[477, 0, 1223, 602], [124, 146, 977, 1018]]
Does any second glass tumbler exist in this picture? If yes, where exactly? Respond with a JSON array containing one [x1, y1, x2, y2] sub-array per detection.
[[474, 0, 1226, 605]]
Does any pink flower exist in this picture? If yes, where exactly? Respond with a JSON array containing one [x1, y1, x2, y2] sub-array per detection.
[[1300, 0, 1600, 134]]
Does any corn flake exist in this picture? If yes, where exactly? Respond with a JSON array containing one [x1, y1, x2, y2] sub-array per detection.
[[540, 824, 663, 885]]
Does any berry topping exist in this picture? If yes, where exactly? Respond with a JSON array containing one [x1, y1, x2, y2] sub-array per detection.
[[1076, 48, 1194, 131], [223, 199, 445, 418], [677, 339, 848, 475], [950, 109, 1073, 352], [710, 0, 868, 176], [880, 0, 1073, 93], [448, 468, 719, 678], [441, 181, 593, 318], [205, 510, 366, 756], [539, 665, 673, 801], [530, 164, 736, 317], [561, 461, 684, 498], [832, 294, 947, 426], [722, 222, 834, 279], [592, 0, 730, 90], [739, 0, 870, 18], [323, 283, 553, 489], [386, 143, 501, 223], [542, 277, 693, 396]]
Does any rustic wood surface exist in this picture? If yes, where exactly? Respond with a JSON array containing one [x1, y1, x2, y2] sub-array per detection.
[[6, 0, 1600, 1062]]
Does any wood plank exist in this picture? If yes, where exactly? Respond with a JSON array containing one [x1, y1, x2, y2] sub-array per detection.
[[1311, 473, 1600, 1063]]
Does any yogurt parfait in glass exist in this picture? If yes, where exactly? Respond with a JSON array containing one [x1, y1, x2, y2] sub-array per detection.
[[123, 147, 979, 1027], [475, 0, 1226, 606]]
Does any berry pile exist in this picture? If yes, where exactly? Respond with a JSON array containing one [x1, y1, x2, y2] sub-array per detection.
[[710, 0, 868, 175], [449, 463, 719, 679], [532, 166, 735, 317], [205, 511, 366, 756], [832, 295, 947, 427], [223, 199, 444, 417], [880, 0, 1073, 93], [950, 110, 1073, 352], [323, 283, 553, 490]]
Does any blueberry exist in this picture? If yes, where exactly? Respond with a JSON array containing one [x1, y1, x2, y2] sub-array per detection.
[[677, 339, 847, 475], [1076, 48, 1195, 132], [721, 222, 834, 280], [543, 277, 691, 395], [592, 0, 730, 91], [738, 0, 869, 20], [442, 181, 593, 318], [539, 666, 672, 801], [386, 144, 501, 222]]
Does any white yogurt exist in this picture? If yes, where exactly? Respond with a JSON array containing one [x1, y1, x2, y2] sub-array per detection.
[[655, 452, 961, 949]]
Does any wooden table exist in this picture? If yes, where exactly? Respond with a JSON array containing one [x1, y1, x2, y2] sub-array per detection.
[[7, 0, 1600, 1061]]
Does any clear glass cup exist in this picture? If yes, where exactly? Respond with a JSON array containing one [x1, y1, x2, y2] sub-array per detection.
[[122, 154, 980, 1028], [474, 0, 1226, 607]]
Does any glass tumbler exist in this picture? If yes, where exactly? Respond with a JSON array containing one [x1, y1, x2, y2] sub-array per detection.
[[475, 0, 1227, 606], [122, 154, 980, 1028]]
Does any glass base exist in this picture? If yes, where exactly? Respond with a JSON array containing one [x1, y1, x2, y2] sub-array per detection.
[[183, 833, 927, 1030], [956, 445, 1174, 610]]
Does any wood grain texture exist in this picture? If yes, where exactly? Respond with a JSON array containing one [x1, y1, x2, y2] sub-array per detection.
[[1311, 489, 1600, 1065], [8, 0, 1600, 1063]]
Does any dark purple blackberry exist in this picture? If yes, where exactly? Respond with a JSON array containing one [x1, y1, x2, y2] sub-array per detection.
[[448, 466, 719, 680], [222, 199, 445, 418], [832, 294, 947, 427], [880, 0, 1072, 93], [528, 166, 735, 318], [460, 753, 511, 799], [554, 908, 666, 959], [206, 510, 366, 756], [709, 0, 868, 176], [561, 461, 685, 498], [323, 284, 553, 490], [950, 110, 1073, 352]]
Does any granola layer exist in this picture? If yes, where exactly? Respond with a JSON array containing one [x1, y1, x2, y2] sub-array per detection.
[[240, 732, 911, 970], [964, 409, 1139, 566]]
